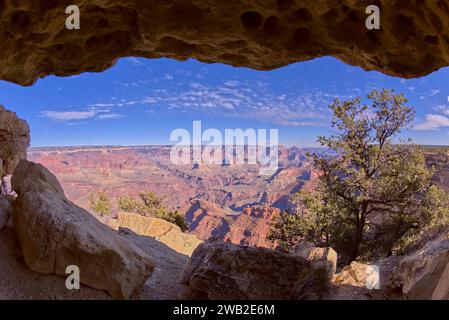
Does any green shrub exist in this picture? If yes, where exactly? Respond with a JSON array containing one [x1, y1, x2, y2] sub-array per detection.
[[117, 191, 188, 232], [88, 190, 112, 217]]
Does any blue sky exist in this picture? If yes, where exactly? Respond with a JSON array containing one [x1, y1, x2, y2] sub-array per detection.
[[1, 56, 449, 147]]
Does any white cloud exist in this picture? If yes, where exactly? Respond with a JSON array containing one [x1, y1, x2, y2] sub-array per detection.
[[127, 57, 143, 66], [97, 113, 123, 120], [276, 120, 324, 126], [97, 79, 336, 126], [43, 78, 357, 127], [41, 110, 97, 121], [414, 114, 449, 131], [90, 103, 115, 108], [42, 108, 123, 122], [419, 89, 442, 100], [224, 80, 239, 87], [434, 104, 449, 116], [430, 89, 441, 96]]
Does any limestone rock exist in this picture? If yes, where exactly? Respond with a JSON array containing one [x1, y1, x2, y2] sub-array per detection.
[[0, 106, 30, 177], [181, 240, 331, 300], [390, 236, 449, 300], [1, 1, 449, 86], [114, 211, 203, 256], [11, 160, 155, 299], [0, 195, 13, 230]]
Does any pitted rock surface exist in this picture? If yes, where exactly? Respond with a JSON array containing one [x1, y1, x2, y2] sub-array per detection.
[[1, 0, 449, 85]]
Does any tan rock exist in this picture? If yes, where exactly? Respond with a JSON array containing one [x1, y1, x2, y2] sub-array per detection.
[[1, 1, 449, 86], [335, 261, 380, 289], [11, 160, 155, 299], [0, 106, 30, 177], [181, 240, 333, 300], [115, 211, 203, 256], [390, 237, 449, 300], [295, 246, 337, 281]]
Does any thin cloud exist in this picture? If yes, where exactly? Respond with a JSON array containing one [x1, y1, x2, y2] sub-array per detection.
[[41, 110, 97, 121], [414, 114, 449, 131], [79, 79, 336, 126], [127, 57, 144, 66], [41, 109, 123, 122], [97, 113, 123, 120], [430, 89, 441, 96]]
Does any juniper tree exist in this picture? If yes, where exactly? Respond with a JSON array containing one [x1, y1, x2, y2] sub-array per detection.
[[269, 89, 449, 263], [88, 190, 112, 217]]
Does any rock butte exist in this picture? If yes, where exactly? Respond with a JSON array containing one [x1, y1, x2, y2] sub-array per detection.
[[2, 0, 449, 86]]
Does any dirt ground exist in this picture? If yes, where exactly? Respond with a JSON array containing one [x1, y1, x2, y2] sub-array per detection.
[[0, 226, 190, 300]]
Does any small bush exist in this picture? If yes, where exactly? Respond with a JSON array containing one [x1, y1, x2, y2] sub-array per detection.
[[117, 191, 188, 232], [88, 190, 112, 217]]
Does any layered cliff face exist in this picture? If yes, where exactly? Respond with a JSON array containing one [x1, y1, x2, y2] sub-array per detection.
[[28, 146, 315, 248], [2, 0, 449, 86], [186, 200, 280, 248]]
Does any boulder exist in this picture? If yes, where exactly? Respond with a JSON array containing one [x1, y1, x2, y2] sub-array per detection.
[[290, 243, 337, 299], [11, 160, 155, 299], [0, 106, 30, 177], [389, 236, 449, 300], [181, 240, 332, 300], [335, 261, 381, 289], [114, 211, 203, 257], [294, 245, 337, 281], [0, 195, 13, 230]]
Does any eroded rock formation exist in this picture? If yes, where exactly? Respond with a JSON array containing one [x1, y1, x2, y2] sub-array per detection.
[[11, 160, 155, 299], [110, 211, 203, 256], [389, 233, 449, 300], [2, 0, 449, 86], [0, 106, 30, 177]]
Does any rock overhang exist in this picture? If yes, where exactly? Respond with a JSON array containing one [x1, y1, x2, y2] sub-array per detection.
[[1, 0, 449, 86]]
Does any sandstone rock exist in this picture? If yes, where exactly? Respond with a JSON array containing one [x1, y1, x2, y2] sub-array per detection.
[[11, 160, 155, 299], [335, 261, 380, 290], [0, 1, 448, 86], [0, 195, 14, 230], [114, 211, 203, 256], [390, 236, 449, 300], [294, 245, 337, 281], [181, 240, 332, 300], [0, 106, 30, 177]]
